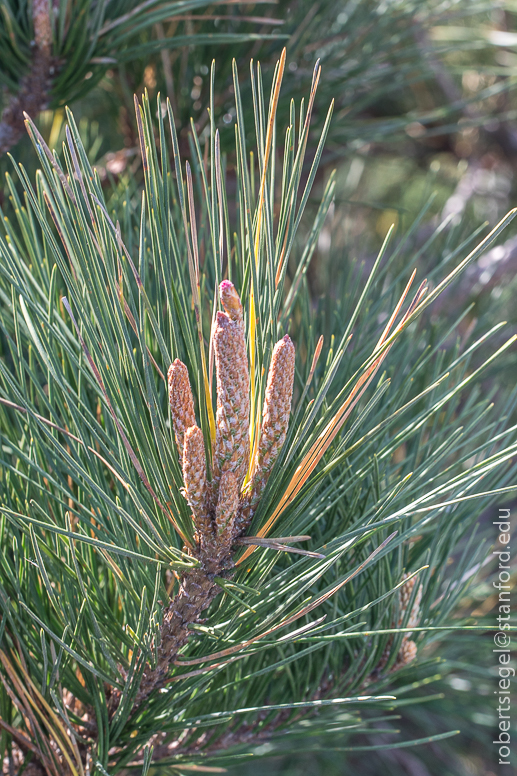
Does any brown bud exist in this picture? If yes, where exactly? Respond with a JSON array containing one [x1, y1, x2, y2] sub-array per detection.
[[183, 426, 208, 534], [245, 334, 295, 516], [394, 639, 417, 669], [215, 470, 239, 549], [168, 359, 197, 458], [398, 573, 416, 616], [369, 573, 423, 680], [398, 573, 422, 635], [220, 280, 243, 324], [213, 306, 250, 489]]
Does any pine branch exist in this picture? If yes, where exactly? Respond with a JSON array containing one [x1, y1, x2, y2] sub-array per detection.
[[123, 281, 294, 709], [0, 0, 53, 155], [1, 50, 516, 775]]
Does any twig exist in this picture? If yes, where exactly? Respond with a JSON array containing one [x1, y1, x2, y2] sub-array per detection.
[[0, 1, 54, 156]]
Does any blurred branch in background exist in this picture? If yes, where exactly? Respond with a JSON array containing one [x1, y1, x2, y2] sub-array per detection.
[[0, 0, 285, 156], [0, 0, 53, 154]]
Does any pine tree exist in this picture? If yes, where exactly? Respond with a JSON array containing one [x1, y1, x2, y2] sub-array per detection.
[[0, 51, 516, 774]]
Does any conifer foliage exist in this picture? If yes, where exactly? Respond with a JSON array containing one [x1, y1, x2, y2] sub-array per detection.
[[0, 52, 516, 774], [0, 0, 280, 155]]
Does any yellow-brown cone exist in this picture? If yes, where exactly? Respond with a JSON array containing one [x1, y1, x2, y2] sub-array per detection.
[[249, 334, 295, 502], [394, 639, 417, 669], [398, 573, 423, 635], [168, 359, 197, 459], [182, 425, 208, 534], [213, 302, 250, 489], [215, 470, 239, 549], [220, 279, 244, 324]]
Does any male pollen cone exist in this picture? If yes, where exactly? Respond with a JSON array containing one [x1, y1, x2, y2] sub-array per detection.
[[182, 425, 208, 532], [215, 470, 239, 548], [233, 334, 295, 537], [168, 359, 196, 458], [213, 302, 250, 488], [220, 279, 243, 323], [250, 334, 295, 494], [398, 573, 422, 635], [395, 639, 417, 668]]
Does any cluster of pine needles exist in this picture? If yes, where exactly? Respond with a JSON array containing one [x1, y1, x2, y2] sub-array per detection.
[[0, 51, 516, 775]]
